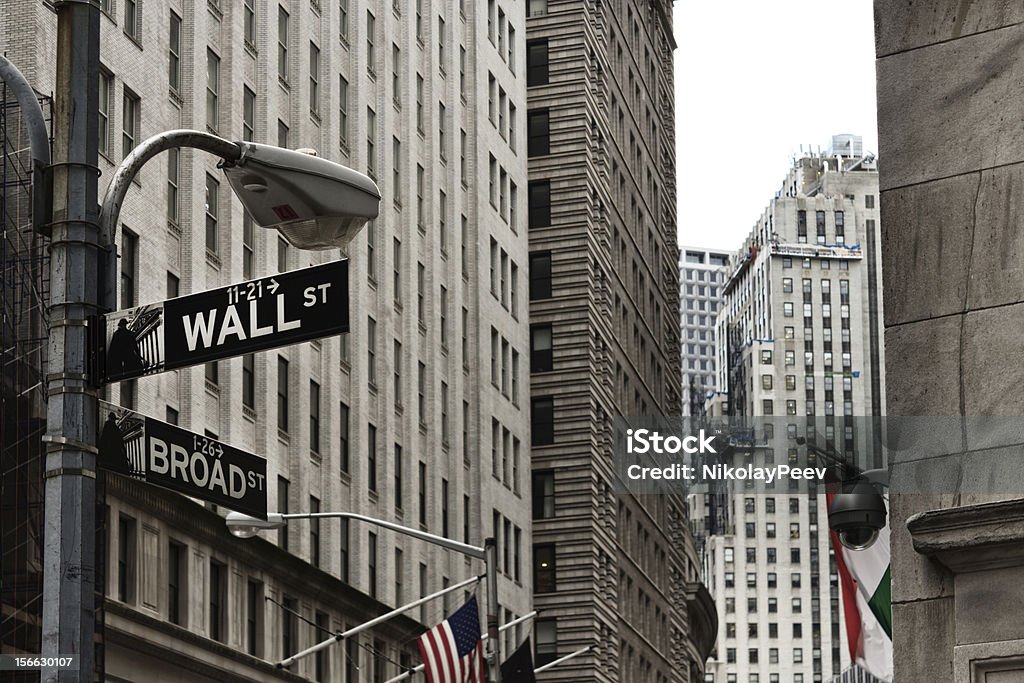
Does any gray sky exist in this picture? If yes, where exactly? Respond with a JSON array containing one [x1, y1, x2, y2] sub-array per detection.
[[673, 1, 878, 252]]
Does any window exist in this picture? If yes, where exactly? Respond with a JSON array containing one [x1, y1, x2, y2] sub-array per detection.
[[535, 619, 558, 666], [169, 12, 182, 93], [244, 0, 256, 46], [530, 252, 552, 299], [277, 476, 290, 548], [99, 70, 113, 156], [120, 229, 138, 309], [339, 0, 349, 40], [417, 361, 426, 424], [761, 350, 773, 364], [531, 396, 554, 445], [315, 611, 329, 681], [277, 357, 290, 432], [209, 559, 226, 641], [278, 6, 290, 82], [122, 89, 140, 158], [124, 0, 140, 40], [340, 518, 350, 581], [366, 10, 376, 75], [246, 579, 262, 656], [416, 73, 425, 132], [281, 596, 297, 658], [527, 109, 550, 156], [528, 180, 551, 228], [117, 516, 136, 603], [527, 39, 549, 86], [367, 316, 377, 384], [308, 381, 321, 454], [241, 87, 256, 142], [534, 545, 556, 592], [242, 354, 256, 410], [205, 174, 219, 253], [339, 401, 350, 472], [865, 194, 875, 209], [418, 461, 427, 526], [309, 42, 321, 114], [339, 76, 350, 146], [206, 49, 221, 131], [533, 470, 554, 518], [168, 540, 186, 625], [367, 423, 377, 492], [368, 531, 378, 597], [394, 444, 403, 510], [366, 107, 376, 177], [531, 324, 553, 372]]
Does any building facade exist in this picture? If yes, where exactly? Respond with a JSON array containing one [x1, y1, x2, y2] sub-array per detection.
[[692, 146, 885, 683], [680, 248, 729, 418], [526, 0, 715, 681], [1, 0, 533, 680]]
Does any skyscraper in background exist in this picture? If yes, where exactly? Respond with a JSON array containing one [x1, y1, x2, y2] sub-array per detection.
[[690, 141, 885, 683], [680, 248, 730, 418], [526, 0, 716, 680]]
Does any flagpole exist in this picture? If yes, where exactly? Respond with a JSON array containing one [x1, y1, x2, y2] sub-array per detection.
[[382, 611, 538, 683], [533, 646, 591, 674], [277, 574, 483, 669]]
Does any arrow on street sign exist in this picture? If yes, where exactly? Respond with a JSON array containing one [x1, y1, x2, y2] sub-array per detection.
[[97, 259, 349, 384], [98, 400, 268, 519]]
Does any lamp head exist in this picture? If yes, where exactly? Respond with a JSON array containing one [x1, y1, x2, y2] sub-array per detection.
[[222, 142, 380, 250], [226, 512, 286, 539]]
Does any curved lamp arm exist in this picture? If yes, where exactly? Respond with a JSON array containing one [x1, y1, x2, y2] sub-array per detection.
[[98, 129, 241, 247]]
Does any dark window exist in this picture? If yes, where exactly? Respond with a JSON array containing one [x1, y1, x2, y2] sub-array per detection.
[[282, 595, 297, 658], [532, 470, 555, 518], [797, 210, 807, 239], [528, 180, 551, 228], [340, 518, 350, 582], [442, 478, 450, 537], [309, 496, 321, 567], [418, 462, 427, 526], [209, 559, 226, 642], [120, 228, 138, 308], [345, 633, 359, 682], [531, 396, 554, 445], [394, 444, 403, 511], [117, 515, 136, 603], [277, 356, 289, 432], [534, 544, 556, 592], [368, 531, 378, 598], [529, 251, 552, 299], [368, 423, 377, 492], [527, 109, 550, 156], [168, 541, 185, 625], [247, 579, 262, 656], [278, 476, 289, 549], [535, 619, 558, 666], [526, 39, 549, 86], [309, 380, 321, 454], [242, 354, 255, 409], [530, 324, 553, 372], [339, 402, 350, 473], [315, 611, 329, 681]]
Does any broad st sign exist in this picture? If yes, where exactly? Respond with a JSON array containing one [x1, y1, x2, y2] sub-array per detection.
[[98, 401, 268, 519], [99, 259, 349, 383]]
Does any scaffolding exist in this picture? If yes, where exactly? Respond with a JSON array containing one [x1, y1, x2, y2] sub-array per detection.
[[0, 81, 104, 681]]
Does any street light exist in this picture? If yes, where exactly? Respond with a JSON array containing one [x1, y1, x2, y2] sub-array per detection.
[[96, 129, 380, 307], [226, 511, 502, 681]]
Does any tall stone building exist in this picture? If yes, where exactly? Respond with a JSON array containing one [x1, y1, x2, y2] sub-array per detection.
[[680, 247, 730, 418], [875, 4, 1024, 681], [692, 146, 884, 683], [0, 0, 532, 680], [525, 0, 715, 681]]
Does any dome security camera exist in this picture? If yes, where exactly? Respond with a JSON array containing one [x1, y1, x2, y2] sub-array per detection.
[[829, 478, 887, 550]]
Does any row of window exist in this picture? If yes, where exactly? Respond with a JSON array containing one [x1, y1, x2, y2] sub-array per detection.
[[725, 546, 805, 564]]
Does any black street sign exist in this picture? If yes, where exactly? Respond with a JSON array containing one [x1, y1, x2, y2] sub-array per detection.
[[98, 401, 268, 519], [98, 259, 349, 383]]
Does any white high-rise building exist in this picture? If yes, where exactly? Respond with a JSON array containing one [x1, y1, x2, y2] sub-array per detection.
[[691, 144, 885, 683], [680, 248, 729, 417]]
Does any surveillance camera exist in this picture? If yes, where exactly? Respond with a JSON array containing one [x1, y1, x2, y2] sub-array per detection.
[[829, 478, 887, 551], [222, 142, 381, 250]]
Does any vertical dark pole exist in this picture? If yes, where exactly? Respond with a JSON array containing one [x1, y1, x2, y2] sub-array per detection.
[[41, 1, 101, 681]]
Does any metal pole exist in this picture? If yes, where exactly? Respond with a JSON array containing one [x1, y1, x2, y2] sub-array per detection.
[[484, 536, 500, 682], [277, 573, 483, 669], [533, 646, 591, 674], [41, 1, 101, 682]]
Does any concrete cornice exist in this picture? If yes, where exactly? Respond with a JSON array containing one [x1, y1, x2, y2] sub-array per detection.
[[907, 498, 1024, 573]]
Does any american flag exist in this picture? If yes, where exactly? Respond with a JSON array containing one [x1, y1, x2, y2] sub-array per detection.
[[417, 597, 485, 683]]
